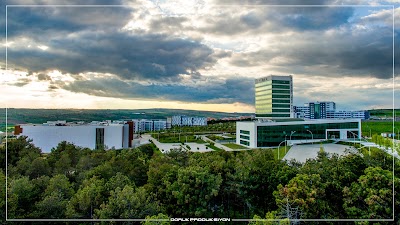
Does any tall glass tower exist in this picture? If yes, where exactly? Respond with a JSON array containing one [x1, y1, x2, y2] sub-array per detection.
[[255, 75, 293, 118]]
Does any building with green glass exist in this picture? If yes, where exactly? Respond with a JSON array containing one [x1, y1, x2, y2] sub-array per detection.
[[236, 119, 361, 148], [255, 75, 293, 118]]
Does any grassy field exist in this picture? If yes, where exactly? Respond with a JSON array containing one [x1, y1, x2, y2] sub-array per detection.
[[151, 134, 204, 143], [369, 109, 400, 117], [273, 146, 290, 160], [222, 143, 248, 149], [206, 144, 224, 151], [362, 121, 400, 138]]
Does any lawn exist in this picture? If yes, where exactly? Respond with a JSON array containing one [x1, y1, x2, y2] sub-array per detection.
[[362, 121, 400, 138], [206, 144, 223, 151], [272, 146, 290, 160], [151, 134, 200, 143], [223, 143, 248, 149]]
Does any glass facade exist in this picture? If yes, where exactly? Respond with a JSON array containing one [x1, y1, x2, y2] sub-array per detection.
[[257, 122, 359, 147], [255, 75, 292, 118]]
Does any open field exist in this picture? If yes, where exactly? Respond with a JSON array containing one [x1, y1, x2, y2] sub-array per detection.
[[362, 121, 400, 138], [369, 109, 400, 118]]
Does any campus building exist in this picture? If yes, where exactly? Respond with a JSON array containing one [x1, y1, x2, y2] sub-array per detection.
[[236, 119, 361, 148], [294, 102, 369, 120], [255, 75, 293, 118], [326, 110, 370, 119], [131, 119, 168, 133], [14, 120, 133, 153], [171, 115, 207, 126]]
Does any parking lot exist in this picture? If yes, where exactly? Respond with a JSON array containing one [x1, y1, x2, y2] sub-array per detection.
[[283, 143, 354, 163]]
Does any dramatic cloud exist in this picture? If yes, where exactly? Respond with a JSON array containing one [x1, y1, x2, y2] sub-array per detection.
[[56, 74, 254, 104], [2, 0, 399, 111], [7, 31, 220, 81]]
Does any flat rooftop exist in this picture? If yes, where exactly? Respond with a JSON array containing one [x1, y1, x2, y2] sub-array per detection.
[[238, 118, 361, 126]]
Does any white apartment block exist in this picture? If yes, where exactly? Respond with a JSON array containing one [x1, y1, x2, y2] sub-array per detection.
[[295, 101, 369, 120], [171, 115, 207, 126], [131, 119, 167, 133]]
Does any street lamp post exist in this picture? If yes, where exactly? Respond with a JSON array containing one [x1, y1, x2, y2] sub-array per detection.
[[358, 145, 371, 156], [365, 124, 371, 138], [307, 130, 313, 144], [349, 131, 360, 145], [277, 140, 286, 160], [290, 131, 296, 140], [285, 135, 287, 154], [289, 131, 296, 148]]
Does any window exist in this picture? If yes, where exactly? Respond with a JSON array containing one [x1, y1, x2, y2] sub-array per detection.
[[272, 90, 291, 94], [240, 130, 250, 135], [272, 84, 290, 89], [240, 140, 250, 146], [272, 80, 290, 84], [240, 135, 250, 140]]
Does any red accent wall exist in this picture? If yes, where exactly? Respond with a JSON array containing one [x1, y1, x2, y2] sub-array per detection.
[[14, 125, 23, 135]]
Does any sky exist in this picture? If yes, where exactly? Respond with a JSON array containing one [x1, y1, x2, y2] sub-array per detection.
[[1, 0, 399, 113]]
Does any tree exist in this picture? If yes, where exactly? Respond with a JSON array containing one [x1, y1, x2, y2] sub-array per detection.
[[95, 186, 162, 220], [343, 166, 399, 220], [167, 166, 222, 217], [8, 176, 42, 218], [66, 176, 106, 218], [229, 149, 299, 217], [0, 170, 5, 223], [34, 174, 75, 218], [6, 136, 41, 167], [274, 173, 328, 219], [105, 172, 134, 193], [142, 213, 170, 225], [26, 157, 51, 179]]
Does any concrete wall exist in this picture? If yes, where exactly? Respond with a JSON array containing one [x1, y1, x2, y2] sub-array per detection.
[[19, 124, 124, 153], [236, 122, 257, 148]]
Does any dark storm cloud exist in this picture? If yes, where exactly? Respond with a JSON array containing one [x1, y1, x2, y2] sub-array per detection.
[[4, 2, 131, 38], [59, 76, 254, 105], [282, 28, 395, 79], [7, 32, 219, 81], [197, 0, 355, 36], [229, 23, 394, 79]]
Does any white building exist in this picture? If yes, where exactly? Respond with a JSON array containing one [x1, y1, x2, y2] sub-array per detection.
[[15, 121, 131, 153], [171, 115, 207, 126], [326, 110, 369, 119], [295, 101, 369, 120], [236, 119, 361, 148], [131, 119, 167, 133]]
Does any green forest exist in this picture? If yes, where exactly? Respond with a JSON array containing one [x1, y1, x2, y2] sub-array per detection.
[[1, 137, 399, 224]]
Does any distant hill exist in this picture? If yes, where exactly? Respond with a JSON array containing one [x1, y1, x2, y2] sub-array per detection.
[[0, 108, 254, 132]]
